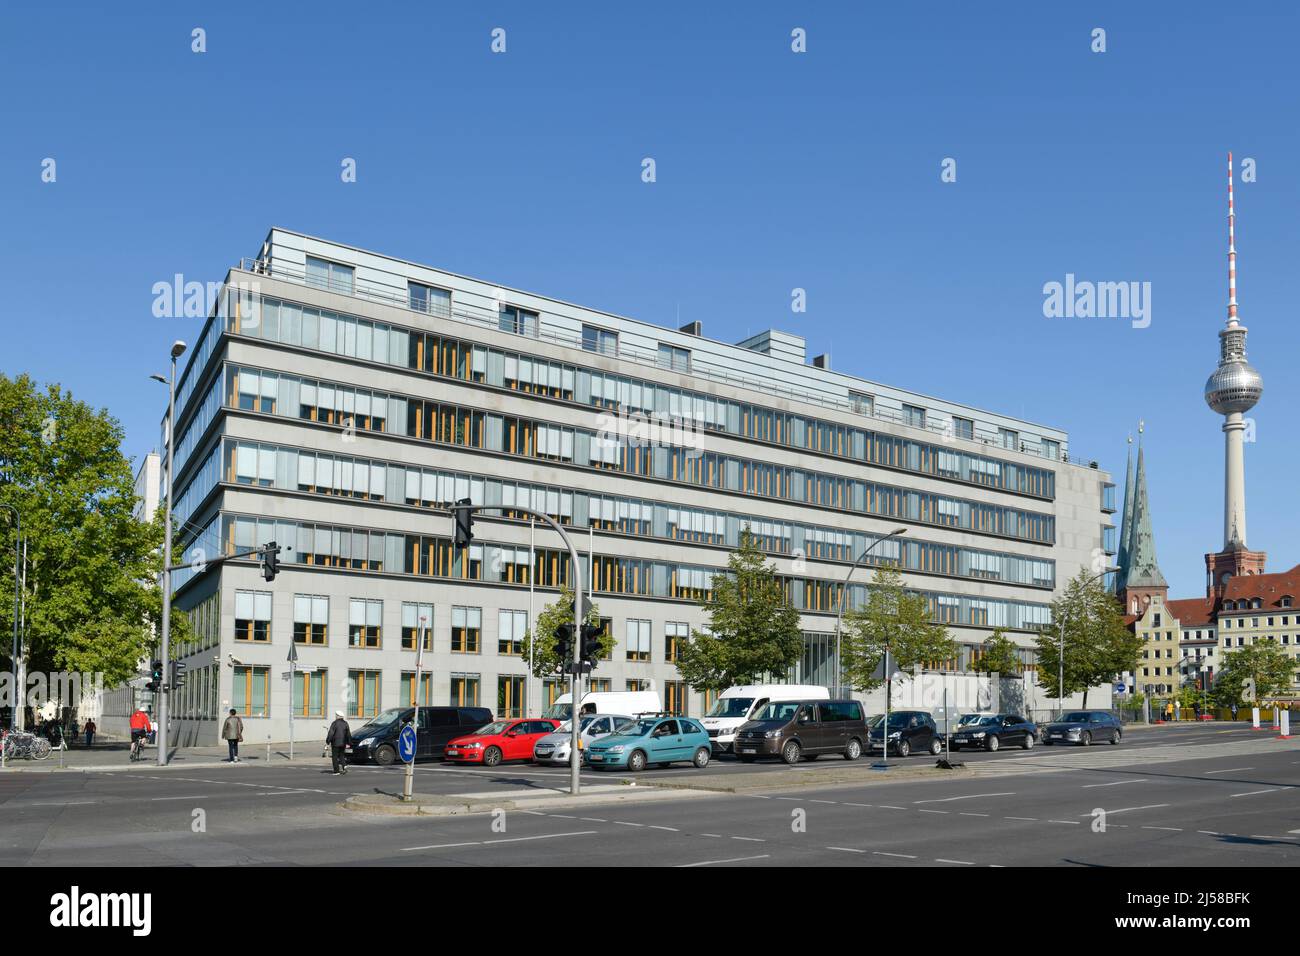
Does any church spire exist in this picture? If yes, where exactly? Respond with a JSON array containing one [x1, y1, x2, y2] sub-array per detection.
[[1115, 432, 1136, 592], [1124, 430, 1168, 595]]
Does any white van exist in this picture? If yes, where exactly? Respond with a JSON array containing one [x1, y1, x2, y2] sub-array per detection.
[[542, 688, 662, 722], [701, 684, 830, 752]]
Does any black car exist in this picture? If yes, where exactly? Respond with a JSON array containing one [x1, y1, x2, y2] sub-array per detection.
[[868, 710, 942, 757], [348, 706, 494, 765], [1042, 710, 1122, 746], [948, 713, 1037, 752], [733, 699, 871, 764]]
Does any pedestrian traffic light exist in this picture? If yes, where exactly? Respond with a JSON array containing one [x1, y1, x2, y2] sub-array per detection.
[[554, 623, 574, 671], [261, 541, 281, 582], [146, 659, 163, 693], [453, 498, 474, 549], [169, 660, 187, 689], [579, 623, 604, 672]]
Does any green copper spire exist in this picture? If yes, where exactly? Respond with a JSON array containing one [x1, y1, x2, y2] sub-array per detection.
[[1115, 433, 1135, 592], [1125, 438, 1167, 591]]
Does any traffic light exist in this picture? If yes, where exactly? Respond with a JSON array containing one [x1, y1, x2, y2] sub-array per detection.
[[261, 541, 281, 582], [169, 659, 187, 689], [453, 498, 474, 549], [579, 623, 604, 673], [554, 623, 574, 671], [145, 659, 163, 693]]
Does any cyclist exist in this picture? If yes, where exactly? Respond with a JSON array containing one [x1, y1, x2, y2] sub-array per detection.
[[129, 707, 153, 760]]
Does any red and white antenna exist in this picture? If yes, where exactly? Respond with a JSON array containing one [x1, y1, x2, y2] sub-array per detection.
[[1227, 151, 1238, 327]]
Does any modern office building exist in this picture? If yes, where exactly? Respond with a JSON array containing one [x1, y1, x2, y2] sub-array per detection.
[[161, 227, 1115, 744]]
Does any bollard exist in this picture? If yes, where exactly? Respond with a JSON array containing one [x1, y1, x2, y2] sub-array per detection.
[[266, 734, 271, 762], [1252, 706, 1261, 729], [1279, 710, 1291, 740]]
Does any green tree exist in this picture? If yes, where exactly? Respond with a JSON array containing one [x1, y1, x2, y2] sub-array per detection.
[[841, 566, 958, 704], [1212, 641, 1295, 708], [972, 628, 1022, 676], [519, 586, 612, 679], [674, 530, 803, 693], [0, 373, 185, 687], [1033, 570, 1139, 707]]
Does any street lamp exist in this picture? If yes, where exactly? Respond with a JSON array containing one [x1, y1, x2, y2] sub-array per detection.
[[2, 504, 21, 730], [151, 340, 187, 767], [1055, 566, 1121, 721], [833, 528, 907, 697]]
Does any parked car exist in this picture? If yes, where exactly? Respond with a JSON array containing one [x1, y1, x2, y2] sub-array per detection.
[[1042, 711, 1122, 746], [733, 699, 869, 764], [542, 690, 662, 722], [700, 683, 829, 753], [586, 716, 712, 772], [868, 710, 942, 757], [347, 706, 494, 766], [533, 714, 634, 766], [444, 718, 560, 766], [948, 713, 1038, 752]]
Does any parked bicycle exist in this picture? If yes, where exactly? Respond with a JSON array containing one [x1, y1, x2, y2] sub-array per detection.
[[2, 730, 53, 761]]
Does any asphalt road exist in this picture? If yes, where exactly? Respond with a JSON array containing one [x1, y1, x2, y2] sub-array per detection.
[[3, 723, 1295, 866]]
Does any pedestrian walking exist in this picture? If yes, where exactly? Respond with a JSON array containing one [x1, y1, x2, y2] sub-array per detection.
[[83, 719, 96, 748], [1230, 702, 1240, 721], [221, 708, 244, 762], [1164, 701, 1174, 722], [1174, 700, 1181, 721], [326, 710, 351, 775]]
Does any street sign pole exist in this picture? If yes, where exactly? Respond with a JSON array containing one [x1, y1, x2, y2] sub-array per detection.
[[287, 643, 298, 761]]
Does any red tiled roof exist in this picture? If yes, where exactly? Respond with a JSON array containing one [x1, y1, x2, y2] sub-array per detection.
[[1221, 563, 1300, 609], [1165, 597, 1217, 627]]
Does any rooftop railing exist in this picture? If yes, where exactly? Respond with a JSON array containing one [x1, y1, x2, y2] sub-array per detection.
[[235, 256, 1096, 469]]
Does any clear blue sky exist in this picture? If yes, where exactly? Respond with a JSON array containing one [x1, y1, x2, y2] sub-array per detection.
[[3, 1, 1297, 599]]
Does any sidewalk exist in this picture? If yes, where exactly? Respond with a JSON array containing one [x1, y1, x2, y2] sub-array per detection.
[[1, 741, 332, 773]]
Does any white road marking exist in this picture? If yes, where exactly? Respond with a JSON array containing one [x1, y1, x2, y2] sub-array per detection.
[[1204, 767, 1254, 774], [150, 795, 210, 801], [648, 826, 679, 832], [700, 833, 723, 838], [873, 851, 917, 859], [1085, 804, 1170, 816], [1141, 826, 1183, 832], [1007, 816, 1039, 821], [1082, 779, 1148, 788], [936, 858, 975, 865], [913, 792, 1016, 804], [1231, 787, 1292, 798], [401, 830, 596, 852], [678, 854, 769, 867], [917, 809, 949, 814], [731, 836, 766, 843], [959, 812, 990, 817], [827, 846, 867, 853]]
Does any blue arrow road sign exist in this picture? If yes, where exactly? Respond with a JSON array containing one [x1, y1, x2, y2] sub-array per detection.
[[398, 724, 417, 763]]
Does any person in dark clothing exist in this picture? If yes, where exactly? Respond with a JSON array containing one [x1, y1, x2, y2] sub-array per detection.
[[221, 708, 244, 762], [326, 711, 352, 774], [83, 719, 96, 748]]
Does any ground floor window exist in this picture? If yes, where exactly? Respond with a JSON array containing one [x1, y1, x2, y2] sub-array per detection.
[[231, 666, 270, 717], [626, 679, 650, 692], [292, 669, 326, 717], [664, 681, 687, 716], [451, 673, 480, 707], [543, 679, 564, 709], [401, 671, 432, 706], [589, 678, 611, 694], [347, 669, 381, 718], [498, 675, 526, 718]]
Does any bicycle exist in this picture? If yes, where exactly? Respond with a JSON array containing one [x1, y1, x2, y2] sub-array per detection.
[[2, 731, 52, 761], [129, 732, 147, 762]]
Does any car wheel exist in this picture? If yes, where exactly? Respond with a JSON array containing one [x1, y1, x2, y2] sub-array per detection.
[[693, 747, 711, 768], [1110, 730, 1121, 745], [374, 744, 396, 767], [781, 740, 802, 765], [985, 735, 1000, 752], [627, 750, 647, 772], [844, 738, 862, 761], [483, 746, 503, 767], [895, 739, 911, 758], [1081, 732, 1092, 747], [929, 737, 943, 756], [1022, 733, 1035, 750]]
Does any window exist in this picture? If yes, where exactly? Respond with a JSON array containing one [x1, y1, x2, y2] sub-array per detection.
[[849, 391, 874, 415], [291, 669, 326, 717], [346, 669, 381, 718], [293, 595, 328, 645], [951, 417, 974, 440], [450, 673, 480, 707], [657, 343, 690, 373], [348, 598, 383, 648], [499, 306, 538, 337], [665, 621, 689, 663], [589, 678, 611, 694], [401, 602, 434, 651], [626, 679, 650, 692], [497, 675, 526, 718], [231, 665, 270, 716], [626, 619, 651, 662], [306, 256, 354, 294], [999, 428, 1018, 450], [581, 324, 618, 356], [408, 281, 450, 317], [498, 609, 527, 656], [664, 680, 687, 716], [1153, 613, 1161, 627], [400, 671, 432, 706], [902, 404, 926, 429], [452, 606, 482, 653], [234, 590, 271, 642]]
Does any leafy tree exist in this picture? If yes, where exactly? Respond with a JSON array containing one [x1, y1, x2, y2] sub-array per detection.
[[519, 586, 612, 679], [841, 566, 959, 705], [1212, 641, 1295, 708], [972, 628, 1022, 676], [674, 530, 803, 693], [1033, 570, 1139, 707], [0, 373, 186, 687]]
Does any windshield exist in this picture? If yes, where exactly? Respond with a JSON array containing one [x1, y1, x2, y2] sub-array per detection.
[[610, 719, 658, 738], [473, 721, 511, 736], [542, 703, 571, 721], [968, 716, 1000, 727], [1061, 713, 1092, 723], [556, 716, 602, 734], [869, 713, 912, 729], [956, 714, 989, 727], [360, 708, 409, 731], [754, 701, 801, 722], [707, 697, 755, 718]]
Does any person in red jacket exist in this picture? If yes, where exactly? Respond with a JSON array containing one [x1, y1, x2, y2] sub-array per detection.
[[129, 708, 152, 756]]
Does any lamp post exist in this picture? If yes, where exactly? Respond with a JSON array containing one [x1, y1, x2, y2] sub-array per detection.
[[151, 340, 187, 767], [2, 505, 20, 730], [1056, 566, 1120, 721], [833, 528, 907, 697]]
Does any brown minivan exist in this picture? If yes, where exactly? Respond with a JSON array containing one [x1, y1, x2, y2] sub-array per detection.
[[732, 699, 868, 765]]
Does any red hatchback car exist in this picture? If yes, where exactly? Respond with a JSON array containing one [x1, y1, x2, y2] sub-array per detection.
[[444, 718, 560, 766]]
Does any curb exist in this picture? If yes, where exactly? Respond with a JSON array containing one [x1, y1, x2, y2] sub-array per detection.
[[343, 785, 719, 817]]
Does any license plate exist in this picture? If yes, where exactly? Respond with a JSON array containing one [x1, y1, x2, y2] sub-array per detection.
[[739, 747, 756, 753], [1050, 734, 1062, 738], [536, 748, 552, 755], [954, 737, 967, 743], [590, 755, 604, 762], [447, 749, 459, 755]]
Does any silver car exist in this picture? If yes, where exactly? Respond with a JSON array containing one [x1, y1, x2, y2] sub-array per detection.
[[533, 714, 634, 766]]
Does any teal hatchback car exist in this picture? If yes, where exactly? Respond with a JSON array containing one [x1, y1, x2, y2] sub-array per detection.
[[586, 716, 712, 772]]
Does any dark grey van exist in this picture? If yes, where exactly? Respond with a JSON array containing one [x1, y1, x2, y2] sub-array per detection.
[[348, 706, 494, 765], [732, 699, 869, 765]]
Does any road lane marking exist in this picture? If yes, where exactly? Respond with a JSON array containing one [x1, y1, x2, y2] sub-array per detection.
[[1204, 767, 1254, 774], [827, 846, 867, 853], [678, 854, 769, 867], [401, 830, 596, 852], [936, 858, 975, 865], [150, 795, 210, 801], [873, 851, 917, 859], [1007, 816, 1039, 821], [913, 792, 1015, 804], [1142, 826, 1183, 832], [648, 826, 679, 832], [614, 821, 644, 827], [731, 836, 766, 842], [1094, 804, 1171, 815], [959, 812, 990, 817], [1231, 787, 1293, 798], [1082, 780, 1148, 788]]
